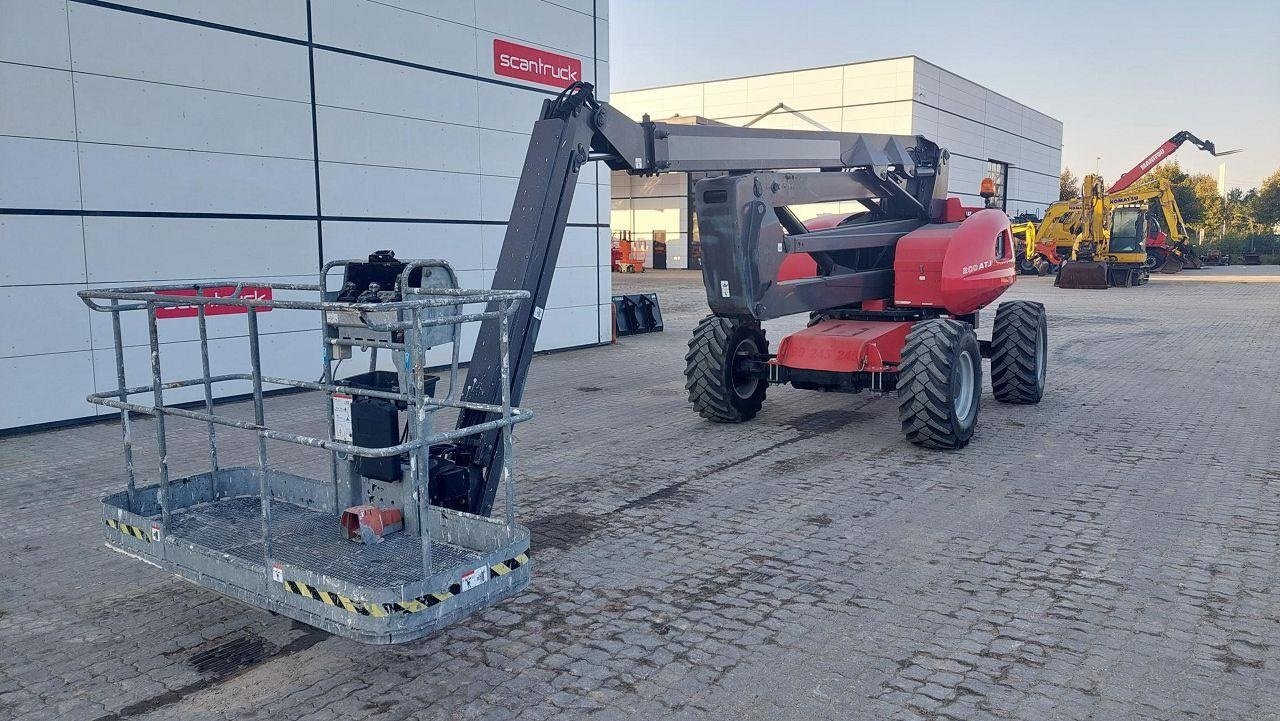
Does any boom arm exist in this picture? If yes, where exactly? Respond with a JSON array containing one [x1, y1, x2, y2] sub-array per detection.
[[452, 82, 951, 515], [1107, 177, 1191, 243], [1107, 130, 1242, 194]]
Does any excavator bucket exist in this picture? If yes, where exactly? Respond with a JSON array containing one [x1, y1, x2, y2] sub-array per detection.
[[1181, 246, 1204, 270], [1159, 254, 1186, 274], [1055, 260, 1111, 289]]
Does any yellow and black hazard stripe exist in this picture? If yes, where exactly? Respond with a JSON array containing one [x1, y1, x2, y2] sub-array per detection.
[[105, 518, 150, 542], [282, 580, 389, 618], [490, 552, 528, 578], [279, 553, 529, 618]]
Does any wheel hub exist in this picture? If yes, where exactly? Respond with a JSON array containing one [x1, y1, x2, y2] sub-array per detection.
[[953, 350, 975, 424], [731, 338, 761, 399]]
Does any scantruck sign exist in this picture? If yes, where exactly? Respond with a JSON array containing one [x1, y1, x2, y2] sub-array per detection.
[[493, 39, 581, 88]]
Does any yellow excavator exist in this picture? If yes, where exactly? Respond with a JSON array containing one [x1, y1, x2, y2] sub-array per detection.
[[1025, 176, 1201, 278], [1016, 203, 1079, 275], [1052, 130, 1239, 288], [1056, 174, 1152, 288], [1107, 176, 1201, 273]]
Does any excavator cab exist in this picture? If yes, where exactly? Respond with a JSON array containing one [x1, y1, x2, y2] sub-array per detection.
[[1109, 207, 1148, 255]]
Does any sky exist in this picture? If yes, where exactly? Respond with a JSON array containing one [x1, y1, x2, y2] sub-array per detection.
[[609, 0, 1280, 191]]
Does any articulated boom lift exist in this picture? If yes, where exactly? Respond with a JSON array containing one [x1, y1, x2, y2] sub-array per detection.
[[84, 82, 1048, 643], [455, 82, 1048, 500]]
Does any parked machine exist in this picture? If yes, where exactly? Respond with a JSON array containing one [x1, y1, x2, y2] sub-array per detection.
[[82, 82, 1049, 642], [1109, 177, 1202, 273], [1011, 219, 1055, 275], [1105, 130, 1241, 195], [611, 232, 647, 273], [1054, 131, 1239, 288]]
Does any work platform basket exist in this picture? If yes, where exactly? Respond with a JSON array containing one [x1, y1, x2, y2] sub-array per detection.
[[79, 258, 533, 644]]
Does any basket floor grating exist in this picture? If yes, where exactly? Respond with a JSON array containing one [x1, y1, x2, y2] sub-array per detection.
[[166, 496, 482, 588]]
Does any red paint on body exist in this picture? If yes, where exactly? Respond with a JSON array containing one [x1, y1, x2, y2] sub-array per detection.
[[893, 208, 1016, 315], [774, 319, 912, 373]]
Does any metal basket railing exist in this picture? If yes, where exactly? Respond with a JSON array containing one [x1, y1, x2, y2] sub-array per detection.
[[79, 262, 533, 586]]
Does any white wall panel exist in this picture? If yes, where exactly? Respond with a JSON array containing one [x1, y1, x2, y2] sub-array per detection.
[[0, 284, 91, 357], [0, 351, 98, 427], [476, 0, 594, 57], [73, 74, 313, 158], [0, 215, 86, 285], [478, 129, 531, 178], [316, 106, 479, 173], [558, 226, 601, 268], [321, 221, 485, 271], [545, 265, 597, 310], [594, 56, 609, 100], [78, 144, 316, 214], [319, 162, 481, 220], [313, 50, 478, 126], [534, 304, 596, 351], [68, 3, 311, 102], [0, 63, 76, 140], [0, 136, 81, 209], [82, 217, 317, 283], [0, 0, 70, 69], [477, 83, 548, 133], [310, 0, 477, 75], [479, 176, 516, 222], [364, 0, 477, 27], [110, 1, 309, 39]]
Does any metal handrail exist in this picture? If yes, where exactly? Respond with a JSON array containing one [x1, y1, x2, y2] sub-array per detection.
[[79, 284, 527, 314], [89, 265, 531, 589]]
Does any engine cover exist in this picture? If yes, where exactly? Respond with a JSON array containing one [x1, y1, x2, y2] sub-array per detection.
[[892, 208, 1016, 315]]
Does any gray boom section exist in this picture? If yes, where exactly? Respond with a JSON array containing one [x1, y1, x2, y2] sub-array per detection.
[[455, 90, 598, 516], [456, 83, 950, 516], [651, 123, 924, 176]]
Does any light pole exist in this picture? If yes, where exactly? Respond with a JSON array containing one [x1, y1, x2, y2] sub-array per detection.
[[1218, 162, 1228, 240]]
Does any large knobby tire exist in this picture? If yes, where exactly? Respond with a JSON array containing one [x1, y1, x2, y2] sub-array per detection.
[[685, 315, 767, 423], [897, 319, 982, 450], [990, 300, 1048, 404]]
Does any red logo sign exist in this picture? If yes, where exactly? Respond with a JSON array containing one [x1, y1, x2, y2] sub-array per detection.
[[493, 39, 581, 88], [154, 286, 272, 319]]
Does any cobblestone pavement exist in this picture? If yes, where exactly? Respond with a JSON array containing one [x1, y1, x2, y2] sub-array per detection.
[[2, 268, 1278, 721]]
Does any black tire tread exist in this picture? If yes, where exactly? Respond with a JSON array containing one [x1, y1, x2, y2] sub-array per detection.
[[685, 315, 766, 423], [897, 319, 977, 449], [990, 300, 1046, 405]]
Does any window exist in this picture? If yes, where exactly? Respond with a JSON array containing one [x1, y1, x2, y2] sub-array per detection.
[[995, 230, 1010, 260], [984, 160, 1009, 211]]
